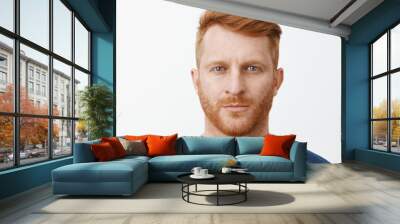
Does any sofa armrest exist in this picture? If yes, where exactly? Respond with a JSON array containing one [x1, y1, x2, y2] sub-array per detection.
[[289, 141, 307, 181], [73, 140, 100, 163]]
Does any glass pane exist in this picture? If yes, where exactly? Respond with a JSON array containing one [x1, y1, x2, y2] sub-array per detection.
[[74, 17, 89, 69], [74, 69, 89, 118], [0, 0, 13, 31], [20, 117, 49, 165], [75, 120, 88, 143], [20, 0, 49, 49], [53, 59, 72, 117], [372, 33, 387, 76], [53, 119, 72, 157], [391, 120, 400, 153], [391, 72, 400, 118], [20, 44, 49, 115], [372, 121, 388, 151], [53, 0, 72, 60], [392, 24, 400, 70], [0, 34, 14, 112], [0, 116, 13, 170], [372, 77, 387, 119]]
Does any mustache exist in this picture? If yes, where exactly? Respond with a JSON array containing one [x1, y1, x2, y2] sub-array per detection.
[[216, 96, 253, 106]]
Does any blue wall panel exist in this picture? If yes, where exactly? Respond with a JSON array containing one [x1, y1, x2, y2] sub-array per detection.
[[0, 158, 72, 199], [355, 149, 400, 172], [343, 44, 370, 160], [91, 31, 115, 135], [92, 32, 114, 88]]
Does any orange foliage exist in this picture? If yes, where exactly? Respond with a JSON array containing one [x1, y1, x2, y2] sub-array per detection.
[[0, 84, 60, 150]]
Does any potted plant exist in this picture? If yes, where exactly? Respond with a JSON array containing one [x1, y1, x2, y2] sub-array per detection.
[[79, 84, 113, 140]]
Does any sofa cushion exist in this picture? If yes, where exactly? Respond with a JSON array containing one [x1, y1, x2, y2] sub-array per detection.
[[235, 137, 264, 155], [53, 158, 148, 183], [176, 136, 236, 155], [101, 137, 127, 158], [260, 134, 296, 159], [147, 134, 178, 157], [124, 135, 149, 141], [148, 154, 235, 172], [118, 138, 147, 156], [73, 139, 100, 163], [115, 155, 150, 163], [236, 155, 293, 172], [91, 142, 118, 161]]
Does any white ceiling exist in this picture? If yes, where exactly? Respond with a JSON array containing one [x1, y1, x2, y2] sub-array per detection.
[[166, 0, 384, 38], [227, 0, 352, 22]]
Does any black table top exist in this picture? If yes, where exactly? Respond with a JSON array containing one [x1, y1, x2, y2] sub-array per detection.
[[177, 172, 255, 185]]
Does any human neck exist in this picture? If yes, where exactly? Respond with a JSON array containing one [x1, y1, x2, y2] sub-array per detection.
[[202, 116, 269, 137]]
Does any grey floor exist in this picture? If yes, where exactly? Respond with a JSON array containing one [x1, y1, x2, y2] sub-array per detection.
[[0, 162, 400, 224]]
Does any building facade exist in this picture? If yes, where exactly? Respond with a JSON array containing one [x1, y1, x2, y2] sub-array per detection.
[[0, 41, 80, 155]]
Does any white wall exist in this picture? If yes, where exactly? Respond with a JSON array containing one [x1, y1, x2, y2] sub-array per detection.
[[117, 0, 341, 163]]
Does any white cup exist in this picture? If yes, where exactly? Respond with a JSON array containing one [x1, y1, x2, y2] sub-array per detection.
[[200, 169, 208, 176], [191, 167, 202, 176], [221, 167, 232, 174]]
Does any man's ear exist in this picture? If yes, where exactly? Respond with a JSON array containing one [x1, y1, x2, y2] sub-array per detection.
[[191, 68, 199, 95], [273, 68, 284, 96]]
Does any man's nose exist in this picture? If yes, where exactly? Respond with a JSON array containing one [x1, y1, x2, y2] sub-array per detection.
[[225, 69, 245, 95]]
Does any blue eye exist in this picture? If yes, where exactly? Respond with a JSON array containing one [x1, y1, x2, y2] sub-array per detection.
[[246, 65, 258, 72], [210, 66, 225, 72]]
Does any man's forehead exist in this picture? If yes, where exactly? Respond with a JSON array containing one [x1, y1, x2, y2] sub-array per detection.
[[199, 25, 273, 65]]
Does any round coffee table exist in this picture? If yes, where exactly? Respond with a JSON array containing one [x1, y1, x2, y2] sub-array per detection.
[[177, 172, 255, 206]]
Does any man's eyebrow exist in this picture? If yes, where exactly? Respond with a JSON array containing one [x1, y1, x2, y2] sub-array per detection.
[[241, 59, 268, 66], [204, 60, 228, 68]]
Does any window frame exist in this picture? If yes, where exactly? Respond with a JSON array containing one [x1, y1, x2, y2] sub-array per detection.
[[0, 0, 92, 171], [370, 20, 400, 154]]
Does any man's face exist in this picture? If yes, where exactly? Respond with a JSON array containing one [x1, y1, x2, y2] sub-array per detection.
[[192, 24, 283, 136]]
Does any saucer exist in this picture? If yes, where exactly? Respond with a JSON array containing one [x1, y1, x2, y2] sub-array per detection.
[[190, 174, 215, 179]]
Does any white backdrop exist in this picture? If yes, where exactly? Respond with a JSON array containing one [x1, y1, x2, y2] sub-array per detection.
[[116, 0, 341, 163]]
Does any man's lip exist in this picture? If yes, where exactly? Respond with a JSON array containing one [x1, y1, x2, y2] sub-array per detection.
[[223, 104, 249, 107], [223, 105, 249, 112]]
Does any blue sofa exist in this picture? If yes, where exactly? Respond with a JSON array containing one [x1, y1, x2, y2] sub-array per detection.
[[52, 136, 307, 196]]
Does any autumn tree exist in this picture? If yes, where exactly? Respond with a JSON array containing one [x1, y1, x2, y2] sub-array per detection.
[[372, 99, 400, 143], [0, 85, 14, 151], [0, 84, 60, 153]]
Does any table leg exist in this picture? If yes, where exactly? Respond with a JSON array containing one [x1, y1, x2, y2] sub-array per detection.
[[187, 184, 190, 202], [217, 184, 219, 206], [245, 183, 247, 201]]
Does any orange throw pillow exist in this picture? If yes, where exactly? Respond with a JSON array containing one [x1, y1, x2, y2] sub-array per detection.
[[260, 134, 296, 159], [91, 142, 117, 161], [101, 137, 127, 158], [146, 134, 178, 157], [125, 135, 149, 141]]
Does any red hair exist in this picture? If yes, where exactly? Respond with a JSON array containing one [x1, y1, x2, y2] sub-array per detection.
[[196, 11, 282, 68]]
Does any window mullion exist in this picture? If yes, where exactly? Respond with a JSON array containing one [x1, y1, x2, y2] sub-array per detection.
[[71, 10, 76, 155], [388, 30, 391, 152], [48, 0, 54, 160], [13, 0, 20, 167], [370, 45, 373, 149]]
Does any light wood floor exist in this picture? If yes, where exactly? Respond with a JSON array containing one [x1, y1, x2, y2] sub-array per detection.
[[1, 162, 400, 224]]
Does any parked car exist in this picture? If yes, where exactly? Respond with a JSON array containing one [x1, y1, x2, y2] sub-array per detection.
[[20, 151, 30, 159], [54, 149, 62, 156], [8, 150, 32, 160]]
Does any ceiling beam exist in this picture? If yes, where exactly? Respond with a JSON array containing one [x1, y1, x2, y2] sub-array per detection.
[[330, 0, 368, 27], [165, 0, 351, 38]]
